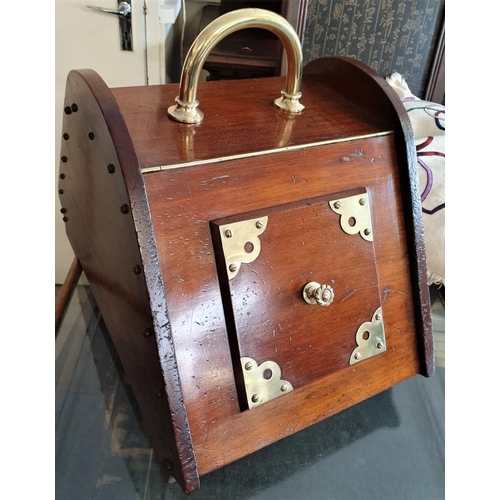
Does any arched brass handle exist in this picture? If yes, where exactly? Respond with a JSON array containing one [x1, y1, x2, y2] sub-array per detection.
[[167, 8, 305, 124], [303, 282, 335, 307]]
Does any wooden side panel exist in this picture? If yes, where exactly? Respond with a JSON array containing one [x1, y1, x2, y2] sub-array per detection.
[[57, 70, 199, 493], [144, 135, 422, 475]]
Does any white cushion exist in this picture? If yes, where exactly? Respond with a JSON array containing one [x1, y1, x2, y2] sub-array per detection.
[[387, 73, 445, 287]]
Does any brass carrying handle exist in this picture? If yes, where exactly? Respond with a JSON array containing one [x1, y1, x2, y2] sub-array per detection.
[[167, 8, 305, 124]]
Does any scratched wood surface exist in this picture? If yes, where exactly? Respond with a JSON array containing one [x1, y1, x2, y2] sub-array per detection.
[[144, 133, 422, 474], [110, 74, 388, 170], [55, 284, 445, 500], [111, 58, 433, 379], [211, 189, 383, 399], [58, 57, 433, 493], [58, 70, 198, 492], [305, 57, 433, 376]]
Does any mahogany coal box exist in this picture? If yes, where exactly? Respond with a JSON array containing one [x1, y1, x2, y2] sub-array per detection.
[[57, 9, 433, 495]]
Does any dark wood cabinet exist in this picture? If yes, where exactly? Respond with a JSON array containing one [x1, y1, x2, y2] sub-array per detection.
[[199, 0, 308, 80], [424, 21, 445, 105]]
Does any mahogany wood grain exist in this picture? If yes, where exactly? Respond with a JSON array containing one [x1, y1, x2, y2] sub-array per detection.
[[58, 56, 433, 493], [110, 74, 388, 170], [304, 57, 434, 377], [143, 134, 421, 474], [58, 70, 199, 493], [211, 189, 382, 395]]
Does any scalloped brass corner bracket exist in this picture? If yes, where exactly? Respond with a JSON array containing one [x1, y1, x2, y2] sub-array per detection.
[[241, 357, 293, 409], [349, 307, 386, 365], [329, 193, 373, 242], [219, 217, 268, 280]]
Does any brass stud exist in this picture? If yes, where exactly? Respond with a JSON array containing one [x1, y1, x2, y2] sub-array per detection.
[[333, 201, 342, 209], [224, 229, 232, 238], [120, 204, 130, 214], [376, 342, 384, 349], [364, 228, 371, 236], [229, 264, 237, 272], [354, 352, 361, 360], [359, 198, 366, 205], [71, 103, 78, 112], [107, 164, 115, 174], [256, 220, 264, 229], [133, 265, 142, 275], [375, 313, 382, 321], [280, 384, 288, 392], [245, 362, 253, 370], [251, 394, 259, 403]]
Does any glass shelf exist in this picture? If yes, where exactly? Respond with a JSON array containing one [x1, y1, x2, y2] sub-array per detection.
[[55, 280, 445, 500]]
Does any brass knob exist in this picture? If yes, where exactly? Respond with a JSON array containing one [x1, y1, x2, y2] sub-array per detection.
[[302, 282, 334, 307]]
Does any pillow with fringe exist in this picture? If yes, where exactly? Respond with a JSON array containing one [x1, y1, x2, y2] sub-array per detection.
[[386, 73, 445, 287]]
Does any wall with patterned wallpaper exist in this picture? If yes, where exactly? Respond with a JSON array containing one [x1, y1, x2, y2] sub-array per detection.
[[303, 0, 445, 97]]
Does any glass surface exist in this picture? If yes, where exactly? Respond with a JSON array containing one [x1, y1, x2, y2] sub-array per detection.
[[55, 282, 445, 500]]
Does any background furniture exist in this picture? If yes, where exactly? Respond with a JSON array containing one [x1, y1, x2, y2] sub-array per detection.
[[199, 0, 308, 80]]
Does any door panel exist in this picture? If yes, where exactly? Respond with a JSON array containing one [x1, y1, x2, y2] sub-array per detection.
[[55, 0, 151, 282]]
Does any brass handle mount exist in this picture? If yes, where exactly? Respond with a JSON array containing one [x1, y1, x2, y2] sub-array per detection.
[[303, 282, 334, 307], [167, 8, 305, 124]]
